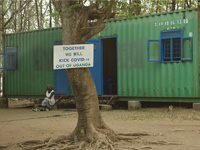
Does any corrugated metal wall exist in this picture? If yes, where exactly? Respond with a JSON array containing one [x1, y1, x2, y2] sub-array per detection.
[[4, 9, 199, 99], [98, 9, 199, 98], [4, 28, 62, 97]]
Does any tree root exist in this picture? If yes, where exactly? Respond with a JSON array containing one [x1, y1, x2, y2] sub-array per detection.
[[144, 140, 179, 145], [117, 132, 150, 142], [15, 131, 152, 150], [59, 145, 79, 150], [79, 141, 88, 149], [129, 146, 152, 150], [75, 131, 116, 150], [117, 136, 135, 141], [16, 131, 117, 150], [18, 135, 71, 150], [12, 131, 179, 150], [19, 139, 45, 145], [0, 145, 8, 149], [21, 143, 47, 150], [118, 132, 150, 137]]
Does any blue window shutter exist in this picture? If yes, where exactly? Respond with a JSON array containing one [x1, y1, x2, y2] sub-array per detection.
[[161, 29, 184, 38], [147, 39, 161, 62], [181, 37, 193, 61], [5, 47, 17, 70]]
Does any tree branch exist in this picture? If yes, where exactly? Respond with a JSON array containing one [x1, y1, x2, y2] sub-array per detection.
[[52, 0, 115, 43], [4, 0, 14, 15], [86, 0, 115, 20], [4, 1, 31, 28], [52, 0, 62, 13], [82, 20, 105, 42]]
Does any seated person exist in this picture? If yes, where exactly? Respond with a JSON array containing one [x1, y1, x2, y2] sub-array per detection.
[[42, 84, 55, 109]]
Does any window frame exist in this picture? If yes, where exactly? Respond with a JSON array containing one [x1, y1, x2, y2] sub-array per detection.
[[147, 29, 193, 63], [161, 36, 182, 63], [4, 47, 17, 70], [147, 39, 161, 62], [181, 37, 193, 61]]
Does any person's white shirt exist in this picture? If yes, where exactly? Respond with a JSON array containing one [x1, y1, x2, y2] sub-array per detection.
[[42, 90, 55, 106]]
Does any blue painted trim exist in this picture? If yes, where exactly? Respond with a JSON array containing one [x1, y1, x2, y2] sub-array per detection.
[[100, 35, 117, 39], [160, 29, 184, 63], [181, 37, 183, 60], [147, 39, 161, 62], [181, 37, 193, 61], [161, 36, 182, 39], [100, 40, 103, 95], [5, 46, 17, 70], [86, 39, 103, 95], [170, 38, 173, 61], [163, 40, 166, 60], [148, 29, 192, 63], [161, 29, 184, 38], [116, 37, 118, 96]]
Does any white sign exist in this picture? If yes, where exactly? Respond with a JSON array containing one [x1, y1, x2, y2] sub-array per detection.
[[53, 44, 94, 69]]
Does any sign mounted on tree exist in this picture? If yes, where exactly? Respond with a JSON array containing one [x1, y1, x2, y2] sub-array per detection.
[[53, 44, 94, 69]]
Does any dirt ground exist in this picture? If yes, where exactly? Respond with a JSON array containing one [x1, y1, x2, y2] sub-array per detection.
[[0, 100, 200, 150]]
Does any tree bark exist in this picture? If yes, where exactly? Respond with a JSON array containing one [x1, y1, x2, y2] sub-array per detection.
[[52, 0, 115, 143], [172, 0, 176, 11], [14, 1, 16, 32], [133, 0, 141, 16], [66, 68, 113, 142], [39, 0, 43, 29], [62, 12, 114, 143], [35, 0, 40, 29], [20, 0, 23, 31], [49, 0, 52, 28]]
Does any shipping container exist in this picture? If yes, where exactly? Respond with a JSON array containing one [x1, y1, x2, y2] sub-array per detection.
[[4, 28, 62, 97], [3, 9, 200, 102]]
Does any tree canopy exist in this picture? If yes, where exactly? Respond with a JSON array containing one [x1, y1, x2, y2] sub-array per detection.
[[0, 0, 199, 34]]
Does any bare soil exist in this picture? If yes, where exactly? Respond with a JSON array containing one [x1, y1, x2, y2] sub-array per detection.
[[0, 99, 200, 150]]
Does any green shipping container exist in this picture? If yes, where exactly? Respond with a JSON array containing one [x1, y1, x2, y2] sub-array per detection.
[[3, 9, 200, 102], [4, 28, 62, 97]]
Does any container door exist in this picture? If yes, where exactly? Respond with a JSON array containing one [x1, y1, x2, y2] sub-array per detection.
[[86, 39, 103, 95], [54, 42, 70, 96]]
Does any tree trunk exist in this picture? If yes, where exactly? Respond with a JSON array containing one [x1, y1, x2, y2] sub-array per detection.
[[52, 0, 116, 144], [20, 0, 23, 31], [133, 0, 141, 16], [66, 68, 113, 142], [172, 0, 176, 11], [62, 15, 114, 142], [49, 0, 52, 28], [35, 0, 40, 29], [156, 0, 159, 13], [14, 1, 16, 32], [54, 15, 59, 27], [39, 0, 43, 29]]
